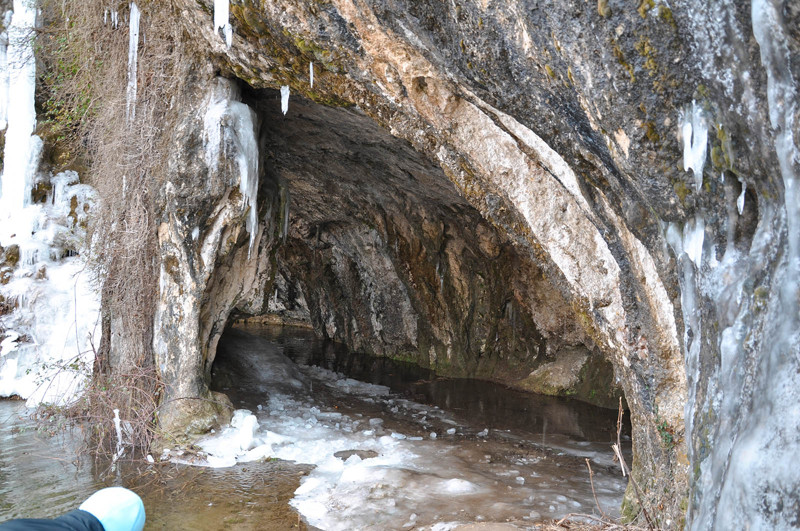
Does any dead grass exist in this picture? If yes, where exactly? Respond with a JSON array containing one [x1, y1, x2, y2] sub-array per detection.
[[537, 519, 648, 530], [36, 0, 189, 458]]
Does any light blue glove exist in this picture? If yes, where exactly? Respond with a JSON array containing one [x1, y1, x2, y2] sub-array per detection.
[[79, 487, 146, 531]]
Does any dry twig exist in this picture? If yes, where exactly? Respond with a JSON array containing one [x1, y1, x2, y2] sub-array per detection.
[[612, 398, 655, 530], [585, 457, 607, 519]]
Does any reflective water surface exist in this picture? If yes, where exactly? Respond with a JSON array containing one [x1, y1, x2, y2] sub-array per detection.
[[0, 324, 629, 530], [0, 399, 310, 529]]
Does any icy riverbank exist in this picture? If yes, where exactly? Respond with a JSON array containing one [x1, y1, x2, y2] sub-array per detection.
[[172, 329, 627, 530]]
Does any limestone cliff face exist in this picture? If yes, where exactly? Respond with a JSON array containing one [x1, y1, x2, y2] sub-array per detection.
[[144, 0, 798, 527], [153, 77, 280, 436]]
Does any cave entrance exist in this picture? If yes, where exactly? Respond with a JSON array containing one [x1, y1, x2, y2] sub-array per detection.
[[219, 86, 623, 410], [200, 86, 631, 526]]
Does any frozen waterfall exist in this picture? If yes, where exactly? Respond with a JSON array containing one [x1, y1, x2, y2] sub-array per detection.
[[0, 0, 39, 241], [213, 0, 232, 48], [0, 1, 101, 406]]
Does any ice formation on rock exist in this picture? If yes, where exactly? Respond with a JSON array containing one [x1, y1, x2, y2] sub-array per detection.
[[0, 2, 101, 407], [213, 0, 232, 48], [281, 85, 290, 115], [0, 171, 101, 405], [0, 0, 39, 238], [126, 2, 140, 121], [202, 79, 260, 253], [681, 101, 708, 192]]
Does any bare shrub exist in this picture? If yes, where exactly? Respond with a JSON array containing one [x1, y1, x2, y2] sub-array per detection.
[[36, 0, 189, 458]]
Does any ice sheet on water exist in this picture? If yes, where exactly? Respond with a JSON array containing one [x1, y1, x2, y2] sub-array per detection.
[[303, 364, 390, 397], [187, 330, 628, 528]]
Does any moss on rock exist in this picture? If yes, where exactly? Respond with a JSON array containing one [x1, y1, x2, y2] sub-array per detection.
[[3, 244, 19, 267]]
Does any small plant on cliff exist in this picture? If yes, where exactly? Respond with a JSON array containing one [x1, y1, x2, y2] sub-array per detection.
[[653, 406, 676, 450], [656, 419, 675, 450]]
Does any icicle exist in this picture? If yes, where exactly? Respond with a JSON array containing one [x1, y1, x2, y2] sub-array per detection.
[[681, 101, 708, 192], [310, 62, 314, 88], [104, 9, 107, 25], [229, 102, 260, 255], [281, 85, 290, 115], [282, 194, 290, 242], [113, 408, 124, 462], [737, 181, 746, 215], [213, 0, 232, 48], [126, 2, 140, 122], [683, 216, 705, 268], [0, 12, 10, 131], [111, 9, 119, 29]]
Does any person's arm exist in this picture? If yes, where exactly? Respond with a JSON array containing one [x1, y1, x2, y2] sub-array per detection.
[[0, 509, 105, 531]]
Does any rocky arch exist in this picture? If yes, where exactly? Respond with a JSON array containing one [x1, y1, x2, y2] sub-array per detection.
[[152, 64, 684, 520], [154, 76, 625, 434], [147, 0, 698, 520]]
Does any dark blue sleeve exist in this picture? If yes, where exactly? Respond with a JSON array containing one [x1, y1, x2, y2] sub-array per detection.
[[0, 509, 105, 531]]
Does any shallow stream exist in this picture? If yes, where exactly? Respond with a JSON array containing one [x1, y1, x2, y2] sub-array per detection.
[[0, 325, 629, 530]]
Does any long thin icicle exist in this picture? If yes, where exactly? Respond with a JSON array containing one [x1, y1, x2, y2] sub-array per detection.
[[213, 0, 232, 48], [281, 85, 290, 115], [126, 2, 140, 122], [0, 12, 10, 131], [113, 408, 124, 462], [310, 62, 314, 88]]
